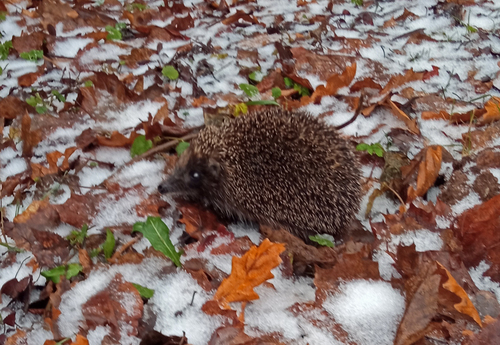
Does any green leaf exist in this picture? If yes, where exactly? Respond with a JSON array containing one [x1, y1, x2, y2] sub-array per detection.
[[309, 234, 335, 248], [249, 71, 264, 82], [133, 217, 182, 267], [20, 50, 43, 61], [245, 100, 280, 106], [0, 66, 3, 75], [84, 80, 94, 87], [103, 229, 115, 259], [233, 102, 248, 117], [293, 83, 310, 96], [41, 263, 83, 284], [162, 65, 179, 80], [373, 144, 385, 158], [67, 224, 88, 246], [89, 248, 101, 258], [0, 41, 12, 60], [35, 106, 48, 114], [132, 283, 155, 298], [271, 87, 281, 99], [356, 142, 385, 157], [175, 141, 190, 156], [26, 96, 38, 107], [0, 12, 7, 21], [284, 77, 294, 88], [356, 143, 370, 151], [51, 90, 66, 102], [130, 3, 148, 11], [106, 25, 122, 40], [239, 83, 259, 98], [130, 135, 153, 157], [115, 22, 127, 30]]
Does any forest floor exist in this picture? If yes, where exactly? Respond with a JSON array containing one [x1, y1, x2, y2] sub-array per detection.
[[1, 0, 500, 344]]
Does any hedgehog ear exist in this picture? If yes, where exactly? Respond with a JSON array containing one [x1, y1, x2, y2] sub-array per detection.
[[208, 158, 221, 177]]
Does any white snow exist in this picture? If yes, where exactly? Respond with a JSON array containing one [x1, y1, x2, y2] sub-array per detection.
[[324, 280, 405, 345]]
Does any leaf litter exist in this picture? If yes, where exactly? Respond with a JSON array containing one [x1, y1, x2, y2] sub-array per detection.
[[1, 0, 500, 344]]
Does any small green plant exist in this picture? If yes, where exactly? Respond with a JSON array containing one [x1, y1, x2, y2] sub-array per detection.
[[249, 71, 264, 83], [106, 23, 127, 40], [130, 135, 153, 157], [309, 234, 335, 248], [356, 142, 385, 157], [175, 141, 190, 156], [26, 93, 48, 114], [132, 283, 155, 298], [103, 229, 115, 260], [239, 83, 259, 98], [133, 217, 182, 267], [67, 224, 88, 246], [233, 102, 248, 117], [238, 84, 279, 106], [458, 12, 477, 34], [51, 90, 66, 102], [83, 80, 94, 87], [41, 263, 83, 283], [162, 65, 179, 80], [0, 11, 7, 21], [0, 41, 12, 60], [126, 3, 148, 11], [351, 0, 363, 6], [0, 242, 23, 253], [20, 49, 43, 62], [283, 77, 310, 96], [271, 87, 281, 99]]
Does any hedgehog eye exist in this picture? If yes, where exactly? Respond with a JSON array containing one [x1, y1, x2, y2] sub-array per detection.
[[189, 170, 201, 182]]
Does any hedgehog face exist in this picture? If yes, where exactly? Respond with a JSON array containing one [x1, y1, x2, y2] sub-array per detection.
[[158, 153, 222, 202]]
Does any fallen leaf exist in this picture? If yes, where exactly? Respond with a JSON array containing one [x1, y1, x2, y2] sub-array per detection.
[[386, 99, 420, 134], [437, 262, 482, 327], [480, 96, 500, 124], [21, 112, 41, 157], [405, 146, 443, 202], [96, 131, 140, 147], [301, 63, 357, 106], [213, 239, 286, 308]]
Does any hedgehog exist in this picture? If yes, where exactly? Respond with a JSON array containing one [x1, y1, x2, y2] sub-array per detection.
[[158, 108, 361, 240]]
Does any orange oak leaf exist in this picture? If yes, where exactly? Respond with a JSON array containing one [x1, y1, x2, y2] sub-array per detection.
[[31, 147, 77, 180], [213, 239, 286, 308], [437, 262, 482, 327], [406, 146, 443, 202], [480, 96, 500, 124], [71, 334, 89, 345], [301, 63, 356, 106], [379, 69, 424, 96], [13, 199, 50, 223]]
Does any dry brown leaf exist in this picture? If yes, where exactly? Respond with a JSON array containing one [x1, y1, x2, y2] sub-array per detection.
[[437, 262, 482, 327], [213, 239, 286, 308], [96, 131, 140, 147], [14, 199, 50, 224], [21, 112, 41, 157], [386, 99, 420, 135], [406, 146, 443, 202], [480, 96, 500, 124], [6, 329, 27, 345], [301, 63, 357, 106]]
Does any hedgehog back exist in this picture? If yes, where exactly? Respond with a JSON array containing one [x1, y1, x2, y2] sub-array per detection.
[[194, 109, 361, 238]]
